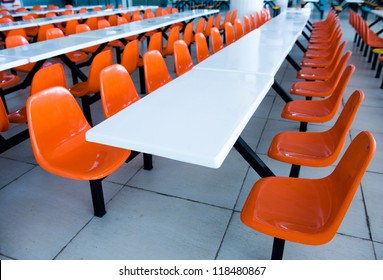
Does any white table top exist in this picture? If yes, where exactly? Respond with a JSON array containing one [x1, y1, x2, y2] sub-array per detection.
[[0, 36, 107, 62], [0, 55, 29, 71], [86, 69, 273, 168], [371, 10, 383, 18], [195, 9, 309, 75], [70, 9, 219, 43], [0, 6, 159, 32]]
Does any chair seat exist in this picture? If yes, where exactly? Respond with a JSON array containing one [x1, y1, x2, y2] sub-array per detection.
[[281, 99, 333, 122], [69, 82, 90, 97], [66, 51, 89, 63], [301, 57, 332, 68], [43, 132, 130, 180], [0, 71, 21, 88], [268, 131, 338, 167], [297, 67, 332, 81], [8, 107, 27, 123], [241, 175, 337, 245], [291, 81, 333, 97]]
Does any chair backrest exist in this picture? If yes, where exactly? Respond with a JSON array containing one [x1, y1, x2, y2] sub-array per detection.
[[195, 17, 206, 35], [45, 27, 65, 40], [143, 50, 172, 94], [100, 64, 140, 118], [0, 98, 10, 132], [234, 18, 244, 39], [121, 39, 140, 74], [65, 19, 79, 36], [108, 14, 118, 26], [163, 26, 180, 55], [26, 87, 91, 167], [97, 19, 111, 29], [144, 8, 155, 19], [195, 32, 210, 63], [7, 28, 28, 40], [214, 13, 222, 29], [211, 27, 224, 54], [30, 63, 67, 95], [249, 13, 256, 31], [87, 49, 113, 93], [173, 40, 194, 77], [37, 24, 54, 41], [321, 64, 356, 122], [324, 90, 364, 165], [243, 15, 251, 34], [5, 34, 29, 48], [86, 17, 98, 30], [148, 32, 163, 53], [322, 131, 375, 242], [182, 22, 194, 47], [224, 22, 235, 46], [326, 50, 352, 85], [204, 15, 214, 38], [230, 9, 237, 24], [131, 13, 142, 22]]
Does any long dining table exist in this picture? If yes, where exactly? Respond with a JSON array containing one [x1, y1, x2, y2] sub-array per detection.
[[85, 8, 311, 215]]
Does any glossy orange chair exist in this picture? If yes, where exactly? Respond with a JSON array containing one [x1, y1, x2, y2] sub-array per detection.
[[216, 11, 230, 32], [69, 49, 113, 125], [230, 9, 237, 25], [241, 130, 376, 260], [121, 39, 145, 93], [283, 65, 355, 128], [162, 26, 180, 57], [97, 19, 125, 62], [211, 27, 224, 54], [182, 22, 194, 49], [36, 24, 55, 42], [143, 50, 172, 94], [234, 18, 244, 39], [291, 51, 352, 98], [173, 40, 194, 77], [8, 63, 67, 124], [26, 86, 131, 217], [249, 13, 256, 31], [297, 44, 349, 81], [269, 90, 364, 178], [100, 64, 140, 118], [301, 39, 345, 68], [224, 22, 235, 46], [0, 97, 10, 132], [0, 71, 21, 112], [195, 32, 210, 63], [243, 15, 251, 35], [203, 15, 214, 40], [65, 19, 79, 36]]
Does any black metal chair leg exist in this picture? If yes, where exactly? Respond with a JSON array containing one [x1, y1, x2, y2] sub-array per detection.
[[89, 179, 106, 217], [271, 237, 285, 260]]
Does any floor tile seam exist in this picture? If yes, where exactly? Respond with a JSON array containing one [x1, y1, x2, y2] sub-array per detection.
[[0, 164, 37, 191], [120, 182, 237, 212]]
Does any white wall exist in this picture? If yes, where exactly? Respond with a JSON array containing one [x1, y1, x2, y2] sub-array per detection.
[[230, 0, 264, 19]]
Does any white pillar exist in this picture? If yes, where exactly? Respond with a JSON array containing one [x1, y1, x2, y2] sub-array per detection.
[[274, 0, 289, 12], [230, 0, 264, 20]]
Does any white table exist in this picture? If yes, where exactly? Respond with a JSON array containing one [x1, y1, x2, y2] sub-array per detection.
[[0, 55, 29, 71], [195, 9, 310, 102], [86, 69, 274, 169]]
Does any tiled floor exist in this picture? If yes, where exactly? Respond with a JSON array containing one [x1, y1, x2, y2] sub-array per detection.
[[1, 6, 382, 260]]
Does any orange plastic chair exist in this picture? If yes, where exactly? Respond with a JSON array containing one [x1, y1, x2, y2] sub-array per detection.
[[195, 32, 210, 63], [8, 63, 67, 124], [211, 27, 224, 54], [224, 22, 235, 46], [6, 28, 28, 40], [162, 26, 180, 57], [0, 72, 21, 109], [217, 11, 230, 32], [26, 86, 131, 217], [75, 24, 105, 54], [269, 90, 364, 176], [301, 39, 345, 68], [69, 49, 113, 125], [85, 17, 98, 30], [99, 64, 140, 119], [241, 130, 376, 260], [173, 40, 194, 77], [147, 31, 163, 53], [243, 15, 251, 34], [297, 44, 349, 81], [249, 13, 256, 31], [65, 19, 79, 36], [234, 18, 244, 39], [203, 15, 214, 39], [143, 50, 172, 94], [121, 39, 145, 93], [291, 51, 352, 98], [230, 9, 237, 25], [182, 22, 194, 48], [36, 24, 55, 42], [78, 7, 88, 13], [282, 65, 355, 125]]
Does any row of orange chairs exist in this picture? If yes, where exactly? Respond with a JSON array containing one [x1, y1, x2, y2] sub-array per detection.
[[349, 9, 383, 88], [240, 9, 376, 259]]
